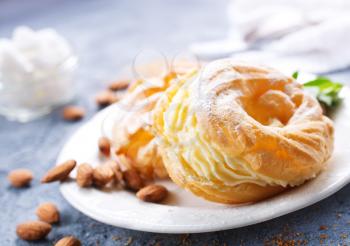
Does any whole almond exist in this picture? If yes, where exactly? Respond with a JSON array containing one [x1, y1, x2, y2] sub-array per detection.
[[95, 91, 119, 108], [98, 137, 111, 157], [36, 202, 60, 224], [8, 169, 33, 187], [62, 106, 85, 121], [136, 184, 168, 203], [93, 165, 115, 187], [106, 160, 123, 183], [108, 80, 130, 91], [123, 168, 144, 191], [76, 163, 94, 187], [16, 221, 52, 241], [55, 236, 81, 246], [41, 160, 76, 183]]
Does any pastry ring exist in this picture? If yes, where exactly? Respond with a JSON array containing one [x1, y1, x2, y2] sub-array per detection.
[[153, 59, 334, 203], [112, 61, 198, 180]]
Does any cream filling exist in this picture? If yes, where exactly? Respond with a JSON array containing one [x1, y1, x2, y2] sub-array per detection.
[[160, 75, 290, 187]]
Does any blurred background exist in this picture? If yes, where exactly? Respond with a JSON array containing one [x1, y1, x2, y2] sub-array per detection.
[[1, 0, 349, 122], [0, 0, 229, 122]]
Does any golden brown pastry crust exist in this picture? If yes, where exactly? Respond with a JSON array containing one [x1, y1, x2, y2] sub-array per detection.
[[112, 75, 172, 180], [112, 61, 198, 180], [153, 59, 334, 204]]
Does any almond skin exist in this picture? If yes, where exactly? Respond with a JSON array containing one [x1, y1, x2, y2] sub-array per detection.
[[95, 91, 119, 108], [98, 137, 111, 157], [36, 202, 60, 224], [41, 160, 76, 183], [76, 163, 94, 187], [62, 106, 85, 121], [92, 165, 115, 187], [55, 236, 81, 246], [123, 168, 144, 191], [108, 80, 130, 91], [106, 160, 123, 183], [7, 169, 33, 187], [16, 221, 52, 241], [136, 184, 168, 203]]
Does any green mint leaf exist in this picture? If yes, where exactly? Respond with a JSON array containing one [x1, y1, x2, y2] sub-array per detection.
[[294, 73, 343, 108], [292, 71, 299, 79]]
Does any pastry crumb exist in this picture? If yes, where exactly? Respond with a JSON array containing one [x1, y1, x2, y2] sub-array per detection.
[[319, 225, 328, 230], [124, 237, 133, 246]]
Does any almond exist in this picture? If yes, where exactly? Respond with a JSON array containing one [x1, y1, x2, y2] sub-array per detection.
[[136, 184, 168, 203], [108, 80, 130, 91], [36, 202, 60, 224], [76, 163, 94, 187], [55, 236, 81, 246], [41, 160, 76, 183], [16, 221, 52, 241], [123, 168, 144, 191], [7, 169, 33, 187], [92, 165, 114, 187], [98, 137, 111, 157], [106, 160, 123, 183], [95, 91, 119, 108], [62, 106, 85, 121]]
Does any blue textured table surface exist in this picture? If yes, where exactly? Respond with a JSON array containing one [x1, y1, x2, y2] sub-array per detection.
[[1, 0, 350, 245]]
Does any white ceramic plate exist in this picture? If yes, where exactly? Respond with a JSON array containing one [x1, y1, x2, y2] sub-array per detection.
[[58, 87, 350, 234]]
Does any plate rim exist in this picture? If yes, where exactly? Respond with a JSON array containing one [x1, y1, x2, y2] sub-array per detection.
[[58, 87, 350, 234], [60, 176, 350, 233]]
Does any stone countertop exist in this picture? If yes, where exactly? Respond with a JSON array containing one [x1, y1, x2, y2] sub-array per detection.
[[1, 0, 350, 245]]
